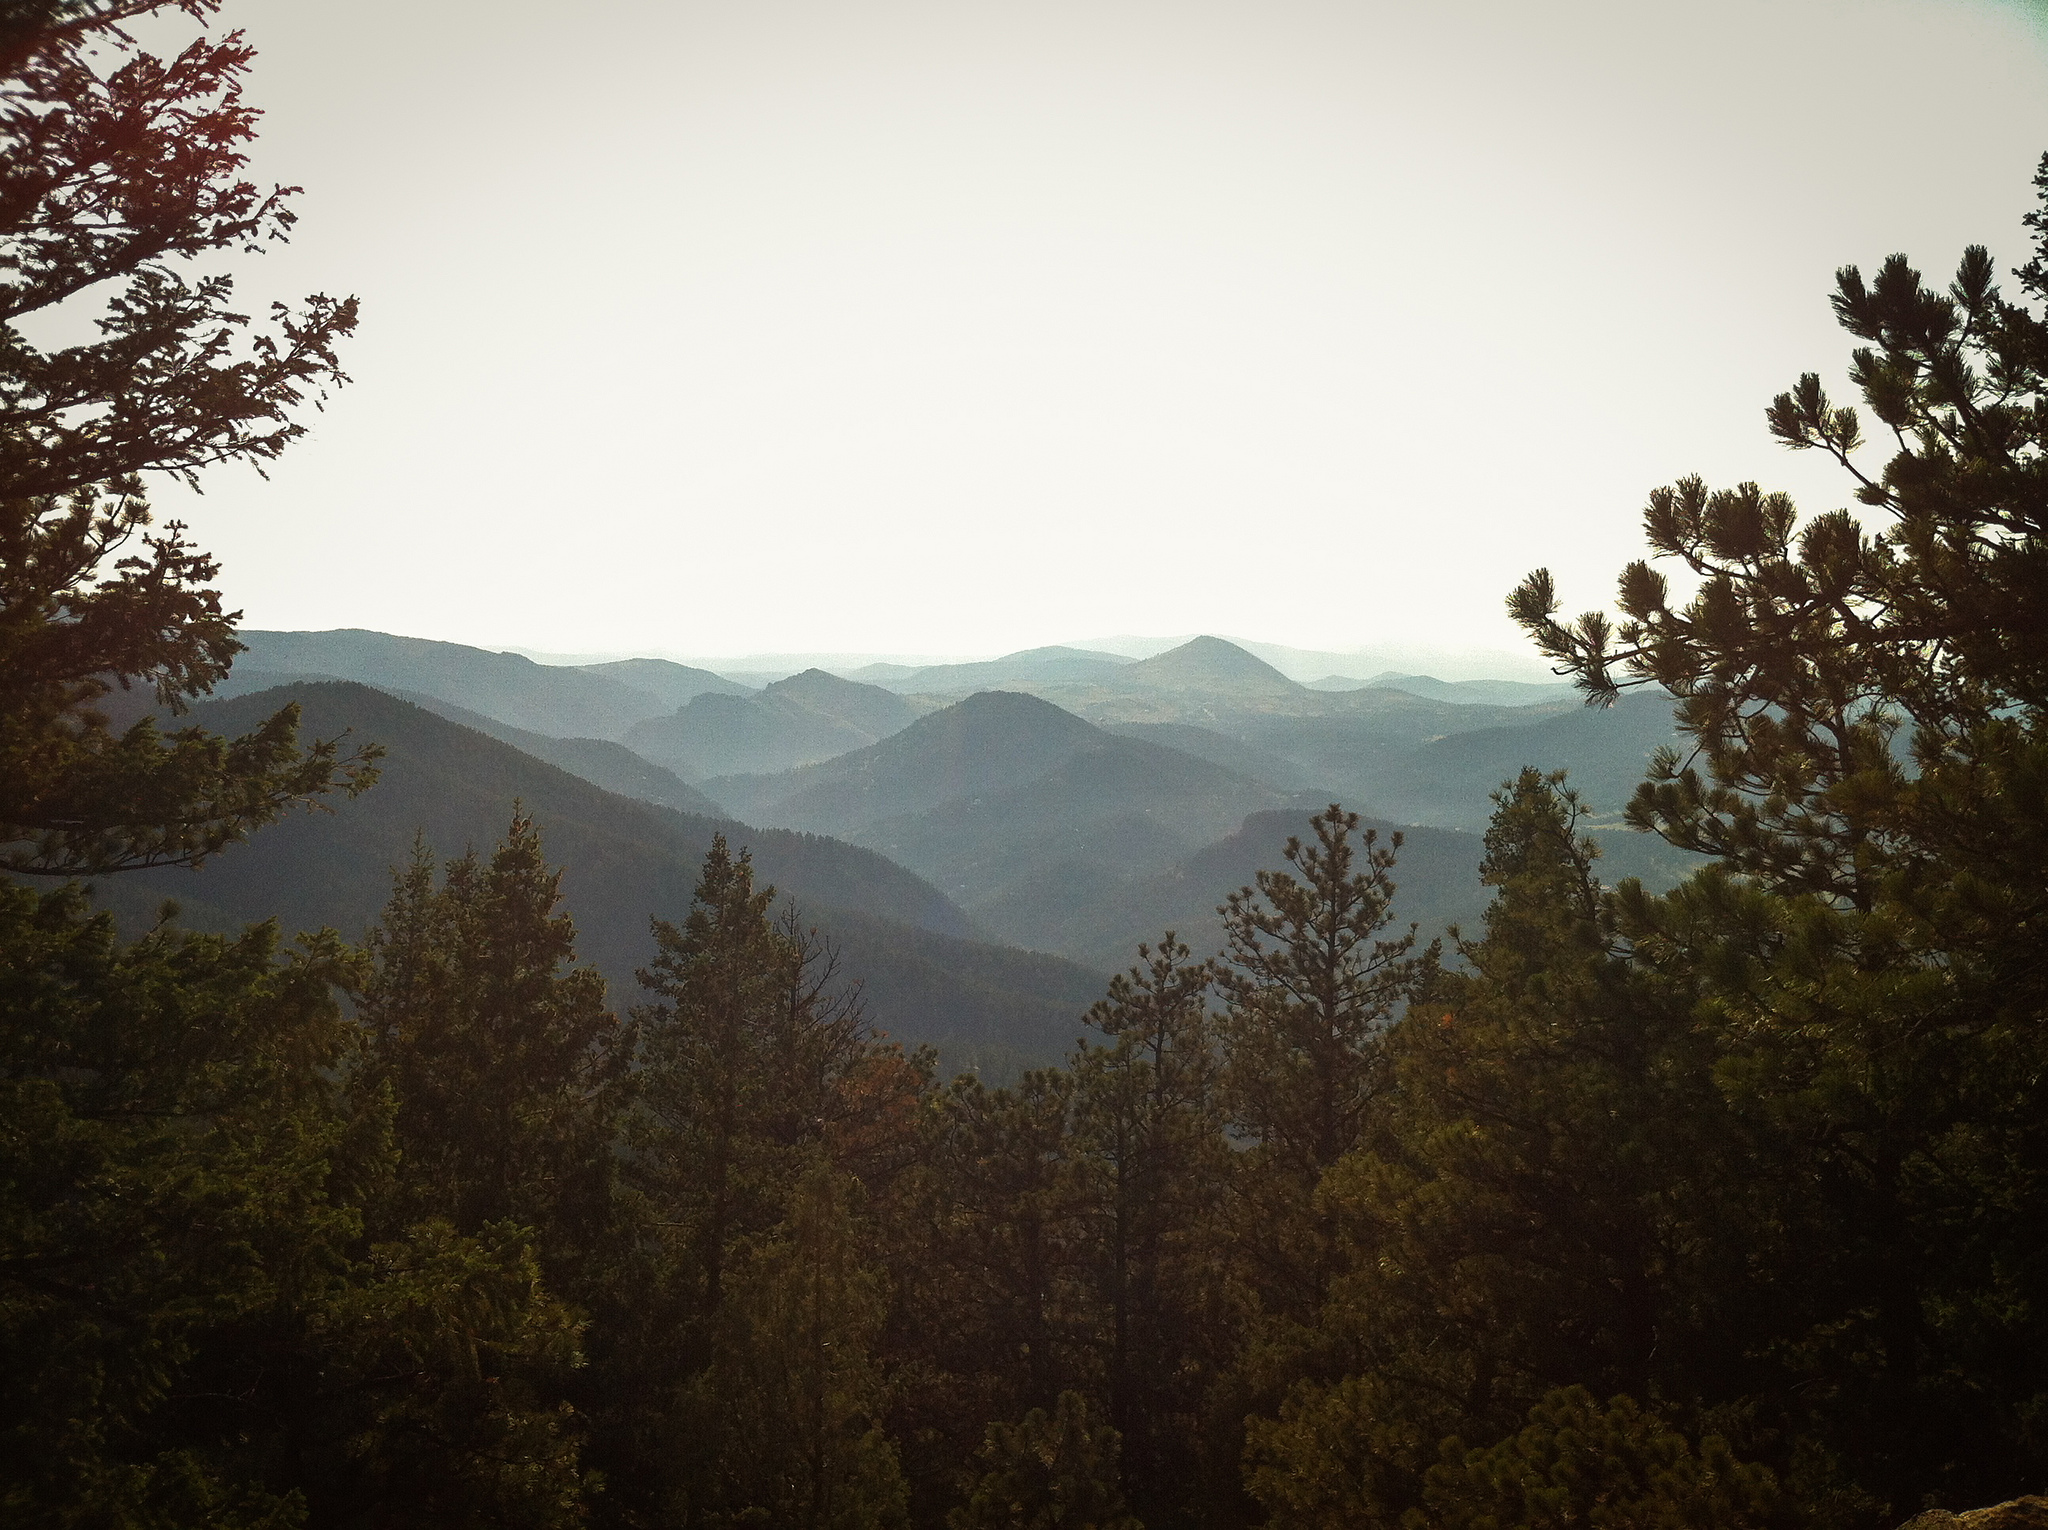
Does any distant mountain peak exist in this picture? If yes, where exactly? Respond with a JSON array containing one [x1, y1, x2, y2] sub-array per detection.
[[1127, 635, 1299, 689], [766, 666, 887, 701], [905, 687, 1099, 743]]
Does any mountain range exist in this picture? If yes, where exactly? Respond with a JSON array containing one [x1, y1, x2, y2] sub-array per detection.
[[623, 669, 929, 780], [93, 683, 1106, 1076], [141, 629, 1709, 1057], [709, 690, 1302, 915]]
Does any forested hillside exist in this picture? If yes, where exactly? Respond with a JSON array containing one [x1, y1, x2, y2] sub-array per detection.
[[93, 682, 1106, 1073], [3, 6, 2045, 1530]]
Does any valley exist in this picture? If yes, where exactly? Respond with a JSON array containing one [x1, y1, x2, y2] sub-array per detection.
[[143, 627, 1703, 1071]]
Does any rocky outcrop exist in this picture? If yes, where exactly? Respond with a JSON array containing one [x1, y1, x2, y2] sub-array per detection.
[[1902, 1497, 2048, 1529]]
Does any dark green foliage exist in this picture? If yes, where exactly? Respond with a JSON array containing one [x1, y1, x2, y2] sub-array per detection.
[[1506, 156, 2048, 1516], [1357, 771, 1736, 1413], [1417, 1388, 1782, 1530], [1070, 935, 1232, 1530], [595, 834, 924, 1525], [692, 1165, 910, 1530], [1241, 773, 1747, 1528], [1215, 804, 1437, 1325], [0, 0, 372, 876], [631, 834, 803, 1326], [355, 811, 630, 1269], [0, 877, 589, 1528], [898, 1068, 1093, 1424], [949, 1392, 1140, 1530], [1248, 1386, 1784, 1530], [0, 879, 356, 1523]]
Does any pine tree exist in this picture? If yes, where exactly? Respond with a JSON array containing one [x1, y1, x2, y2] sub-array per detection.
[[0, 879, 593, 1527], [1214, 805, 1436, 1325], [696, 1165, 910, 1530], [610, 835, 908, 1523], [0, 0, 371, 876], [1243, 773, 1749, 1530], [356, 812, 629, 1272], [0, 880, 360, 1522], [1070, 934, 1232, 1530], [1504, 155, 2048, 1513], [885, 1067, 1094, 1526], [632, 835, 815, 1328], [949, 1391, 1140, 1530], [1418, 1388, 1781, 1530]]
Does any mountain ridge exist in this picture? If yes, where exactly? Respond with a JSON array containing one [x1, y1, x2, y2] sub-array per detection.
[[622, 668, 926, 780], [88, 682, 1111, 1071]]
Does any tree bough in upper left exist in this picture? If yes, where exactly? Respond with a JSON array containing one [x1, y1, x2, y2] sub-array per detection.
[[0, 0, 376, 876]]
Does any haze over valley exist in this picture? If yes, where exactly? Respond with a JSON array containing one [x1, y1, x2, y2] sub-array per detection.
[[145, 623, 1702, 1071]]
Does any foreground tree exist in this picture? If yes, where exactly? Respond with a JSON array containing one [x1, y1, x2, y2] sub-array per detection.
[[949, 1392, 1138, 1530], [1070, 934, 1232, 1530], [604, 835, 920, 1523], [0, 879, 593, 1527], [356, 812, 629, 1275], [0, 0, 370, 876], [695, 1165, 910, 1530], [1506, 155, 2048, 1514], [1245, 774, 1758, 1528], [1215, 805, 1436, 1327]]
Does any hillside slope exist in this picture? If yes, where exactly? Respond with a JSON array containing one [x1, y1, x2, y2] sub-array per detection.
[[576, 656, 755, 707], [624, 668, 925, 779], [974, 807, 1489, 971], [851, 731, 1297, 907], [1358, 692, 1688, 828], [704, 691, 1302, 917], [229, 628, 669, 739], [380, 690, 728, 816], [88, 684, 1108, 1070], [716, 691, 1103, 833]]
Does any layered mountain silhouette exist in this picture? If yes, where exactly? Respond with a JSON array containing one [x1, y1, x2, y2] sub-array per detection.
[[711, 691, 1105, 833], [374, 690, 729, 816], [1351, 691, 1689, 831], [94, 683, 1108, 1072], [882, 645, 1136, 693], [975, 808, 1487, 973], [192, 630, 1699, 983], [702, 689, 1306, 922], [229, 628, 681, 739], [575, 656, 754, 708], [890, 635, 1583, 736], [623, 669, 927, 780], [1308, 672, 1581, 707]]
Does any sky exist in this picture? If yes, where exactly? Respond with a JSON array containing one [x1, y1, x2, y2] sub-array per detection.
[[156, 0, 2048, 665]]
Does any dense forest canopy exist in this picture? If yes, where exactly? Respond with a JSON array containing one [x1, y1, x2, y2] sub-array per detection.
[[3, 3, 2046, 1528]]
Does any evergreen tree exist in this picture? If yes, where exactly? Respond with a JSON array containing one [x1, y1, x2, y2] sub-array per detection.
[[1214, 805, 1436, 1325], [1417, 1387, 1782, 1530], [1509, 156, 2048, 1512], [356, 812, 629, 1272], [949, 1392, 1140, 1530], [1243, 773, 1753, 1529], [695, 1164, 909, 1530], [885, 1068, 1093, 1528], [0, 0, 371, 876], [1070, 934, 1232, 1530], [0, 880, 360, 1523], [610, 835, 909, 1523], [1359, 771, 1741, 1413], [0, 880, 592, 1528], [630, 835, 850, 1330]]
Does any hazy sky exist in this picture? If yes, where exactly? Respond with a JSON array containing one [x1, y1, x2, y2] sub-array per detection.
[[167, 0, 2048, 661]]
